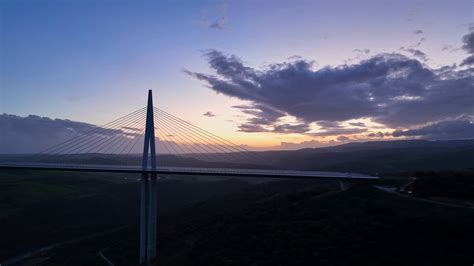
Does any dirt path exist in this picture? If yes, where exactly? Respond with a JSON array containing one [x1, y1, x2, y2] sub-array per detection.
[[97, 248, 115, 266], [1, 225, 131, 265]]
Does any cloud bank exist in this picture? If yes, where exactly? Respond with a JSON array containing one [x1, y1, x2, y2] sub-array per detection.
[[186, 30, 474, 141], [0, 114, 246, 154], [392, 117, 474, 140], [203, 111, 216, 117], [0, 114, 97, 154], [461, 30, 474, 66]]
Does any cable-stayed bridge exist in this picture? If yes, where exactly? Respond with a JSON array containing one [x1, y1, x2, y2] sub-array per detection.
[[0, 90, 377, 265]]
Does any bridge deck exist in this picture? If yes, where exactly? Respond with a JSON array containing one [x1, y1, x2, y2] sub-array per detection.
[[0, 162, 377, 180]]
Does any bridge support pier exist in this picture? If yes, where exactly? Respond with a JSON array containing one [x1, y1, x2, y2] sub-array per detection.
[[139, 174, 157, 265], [139, 174, 149, 264], [147, 174, 157, 261]]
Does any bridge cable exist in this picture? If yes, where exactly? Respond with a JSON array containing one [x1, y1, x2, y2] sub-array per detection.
[[52, 108, 147, 156], [154, 108, 266, 165], [153, 107, 263, 159], [36, 107, 146, 155], [154, 111, 246, 161]]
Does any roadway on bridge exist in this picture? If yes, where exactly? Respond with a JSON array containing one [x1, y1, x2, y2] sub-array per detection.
[[0, 162, 377, 180]]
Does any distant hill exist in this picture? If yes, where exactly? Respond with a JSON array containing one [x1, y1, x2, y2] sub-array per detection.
[[326, 139, 474, 151], [2, 139, 473, 175], [246, 139, 474, 174]]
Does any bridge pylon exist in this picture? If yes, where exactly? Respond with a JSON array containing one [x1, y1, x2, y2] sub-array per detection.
[[140, 90, 158, 265]]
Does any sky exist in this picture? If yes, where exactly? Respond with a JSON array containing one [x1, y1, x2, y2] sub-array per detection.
[[1, 0, 473, 152]]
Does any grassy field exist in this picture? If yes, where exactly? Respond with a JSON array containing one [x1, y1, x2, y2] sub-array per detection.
[[1, 169, 473, 266], [0, 170, 251, 263]]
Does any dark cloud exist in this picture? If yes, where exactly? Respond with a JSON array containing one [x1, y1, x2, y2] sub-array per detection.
[[392, 117, 474, 140], [349, 122, 366, 127], [0, 114, 97, 154], [462, 31, 474, 54], [233, 104, 285, 125], [237, 123, 269, 133], [367, 131, 387, 138], [353, 48, 370, 54], [460, 30, 474, 66], [0, 114, 154, 154], [336, 136, 350, 142], [273, 123, 311, 134], [317, 121, 342, 128], [186, 30, 474, 140], [232, 104, 310, 134], [233, 104, 286, 132], [309, 121, 367, 136], [0, 114, 247, 154], [413, 29, 423, 35], [186, 49, 474, 131], [309, 127, 367, 137], [461, 55, 474, 66], [404, 48, 427, 61], [203, 111, 216, 117]]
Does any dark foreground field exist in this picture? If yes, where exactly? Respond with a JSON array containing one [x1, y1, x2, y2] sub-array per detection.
[[1, 170, 473, 266]]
